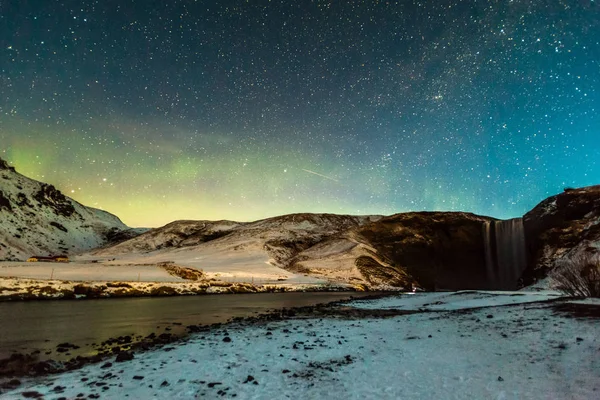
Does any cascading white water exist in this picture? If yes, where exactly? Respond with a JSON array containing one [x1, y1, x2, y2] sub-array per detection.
[[483, 218, 528, 290]]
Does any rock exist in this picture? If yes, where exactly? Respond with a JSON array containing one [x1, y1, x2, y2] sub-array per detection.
[[208, 382, 222, 388], [160, 380, 170, 387], [243, 375, 255, 383], [73, 284, 107, 298], [132, 375, 144, 380], [115, 351, 134, 362], [223, 336, 232, 343], [31, 360, 57, 375], [498, 376, 504, 382], [486, 314, 494, 319], [150, 286, 179, 296], [0, 378, 21, 390], [21, 392, 44, 398], [101, 362, 112, 369], [56, 342, 79, 349], [156, 333, 173, 344]]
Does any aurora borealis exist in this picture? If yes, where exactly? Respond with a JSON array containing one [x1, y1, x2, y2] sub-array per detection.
[[1, 1, 598, 227]]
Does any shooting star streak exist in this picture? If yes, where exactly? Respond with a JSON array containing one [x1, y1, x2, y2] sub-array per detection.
[[301, 168, 339, 182]]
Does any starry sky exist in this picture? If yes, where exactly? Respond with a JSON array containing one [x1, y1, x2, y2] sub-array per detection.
[[1, 0, 599, 227]]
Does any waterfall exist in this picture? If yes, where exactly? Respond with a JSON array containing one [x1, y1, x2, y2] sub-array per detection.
[[483, 218, 527, 290]]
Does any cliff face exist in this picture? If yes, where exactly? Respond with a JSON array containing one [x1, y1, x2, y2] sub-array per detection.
[[0, 158, 133, 260], [523, 185, 600, 284], [352, 212, 495, 290]]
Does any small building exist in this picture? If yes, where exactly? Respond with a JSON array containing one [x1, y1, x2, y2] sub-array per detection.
[[27, 255, 69, 263]]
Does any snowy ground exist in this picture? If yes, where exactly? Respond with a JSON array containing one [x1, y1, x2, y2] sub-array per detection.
[[0, 258, 327, 286], [2, 291, 598, 399], [0, 262, 181, 282]]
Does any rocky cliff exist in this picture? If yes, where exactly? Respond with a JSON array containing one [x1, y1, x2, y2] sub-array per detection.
[[523, 185, 600, 285], [350, 212, 495, 290]]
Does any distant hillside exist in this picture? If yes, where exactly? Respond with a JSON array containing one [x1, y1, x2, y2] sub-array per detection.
[[2, 154, 597, 291], [88, 213, 384, 288], [0, 158, 141, 260], [88, 186, 600, 291], [88, 212, 500, 290]]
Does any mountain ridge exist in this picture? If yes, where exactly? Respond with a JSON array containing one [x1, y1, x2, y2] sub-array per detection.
[[0, 158, 139, 260], [2, 157, 599, 291]]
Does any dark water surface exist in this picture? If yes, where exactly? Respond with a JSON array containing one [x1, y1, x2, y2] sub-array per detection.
[[0, 292, 374, 360]]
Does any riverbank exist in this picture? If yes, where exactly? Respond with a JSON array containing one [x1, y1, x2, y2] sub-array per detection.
[[0, 260, 382, 301], [0, 292, 388, 385], [0, 276, 363, 301], [2, 291, 599, 399]]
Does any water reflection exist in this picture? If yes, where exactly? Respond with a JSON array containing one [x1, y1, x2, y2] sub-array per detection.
[[0, 292, 371, 359]]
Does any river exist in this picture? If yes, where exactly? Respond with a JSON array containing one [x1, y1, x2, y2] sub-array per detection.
[[0, 292, 375, 360]]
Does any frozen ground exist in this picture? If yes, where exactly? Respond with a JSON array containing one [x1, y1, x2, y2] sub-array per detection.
[[2, 291, 598, 399]]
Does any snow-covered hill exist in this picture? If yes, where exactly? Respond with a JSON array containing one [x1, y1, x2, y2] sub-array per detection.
[[0, 158, 136, 260], [92, 219, 244, 255], [84, 212, 495, 290], [83, 213, 382, 286]]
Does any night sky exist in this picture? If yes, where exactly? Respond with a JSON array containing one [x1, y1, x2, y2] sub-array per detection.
[[1, 1, 598, 227]]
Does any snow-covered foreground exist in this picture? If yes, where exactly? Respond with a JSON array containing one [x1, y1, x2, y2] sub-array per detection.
[[3, 291, 599, 399]]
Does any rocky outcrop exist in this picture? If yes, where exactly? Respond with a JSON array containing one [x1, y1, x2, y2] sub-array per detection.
[[0, 159, 15, 172], [0, 191, 11, 211], [523, 185, 600, 285], [32, 184, 76, 217]]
